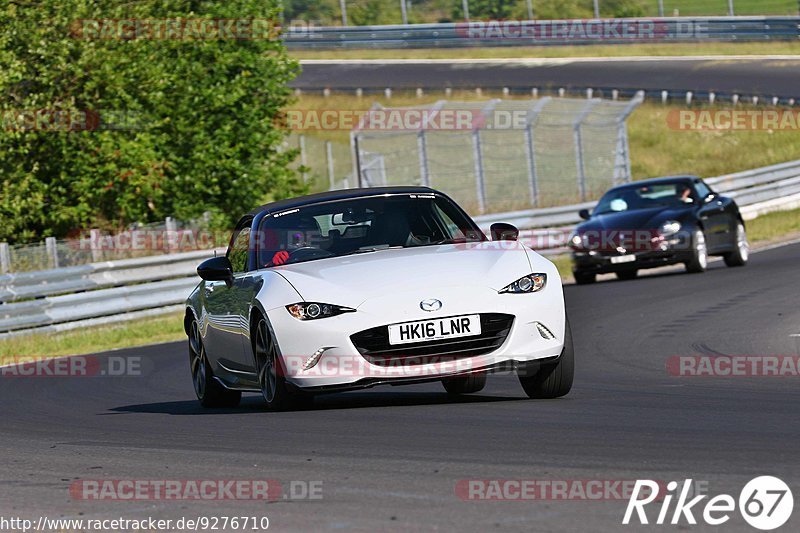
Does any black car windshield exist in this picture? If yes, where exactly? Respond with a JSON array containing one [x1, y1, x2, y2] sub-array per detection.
[[594, 182, 695, 215], [256, 194, 484, 268]]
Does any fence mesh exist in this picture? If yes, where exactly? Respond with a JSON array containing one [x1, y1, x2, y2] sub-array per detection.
[[353, 95, 641, 213]]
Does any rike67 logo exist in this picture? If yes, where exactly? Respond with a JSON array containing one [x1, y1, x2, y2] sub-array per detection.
[[623, 477, 793, 530]]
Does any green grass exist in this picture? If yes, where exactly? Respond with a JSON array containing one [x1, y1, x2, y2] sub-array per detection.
[[627, 103, 800, 179], [0, 311, 185, 362], [745, 206, 800, 243], [291, 42, 800, 61]]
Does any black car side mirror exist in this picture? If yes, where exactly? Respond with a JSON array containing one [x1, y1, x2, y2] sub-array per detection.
[[197, 256, 233, 287], [490, 223, 519, 241], [578, 209, 591, 220]]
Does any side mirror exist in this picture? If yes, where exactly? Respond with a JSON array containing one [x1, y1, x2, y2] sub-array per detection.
[[197, 256, 233, 287], [704, 193, 717, 203], [578, 209, 591, 220], [490, 222, 519, 242]]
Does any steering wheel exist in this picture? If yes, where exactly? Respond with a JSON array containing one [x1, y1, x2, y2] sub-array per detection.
[[286, 246, 334, 262]]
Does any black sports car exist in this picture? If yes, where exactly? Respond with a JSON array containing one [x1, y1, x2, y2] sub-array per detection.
[[569, 176, 749, 284]]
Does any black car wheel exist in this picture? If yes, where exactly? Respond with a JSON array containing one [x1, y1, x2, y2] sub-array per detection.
[[573, 271, 596, 285], [684, 229, 708, 273], [189, 320, 241, 408], [254, 315, 312, 411], [518, 319, 574, 399], [724, 222, 749, 267], [615, 270, 638, 281], [442, 373, 487, 394]]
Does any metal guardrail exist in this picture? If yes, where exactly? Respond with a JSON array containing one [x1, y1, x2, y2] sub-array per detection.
[[473, 160, 800, 255], [285, 17, 800, 50], [0, 249, 222, 337], [1, 158, 799, 337]]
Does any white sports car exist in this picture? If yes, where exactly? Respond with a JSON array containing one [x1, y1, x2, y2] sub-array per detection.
[[185, 187, 573, 410]]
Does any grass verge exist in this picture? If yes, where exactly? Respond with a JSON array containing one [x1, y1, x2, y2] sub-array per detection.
[[0, 312, 185, 362], [291, 42, 800, 61]]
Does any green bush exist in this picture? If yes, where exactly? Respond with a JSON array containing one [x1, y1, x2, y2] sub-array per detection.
[[0, 0, 303, 244]]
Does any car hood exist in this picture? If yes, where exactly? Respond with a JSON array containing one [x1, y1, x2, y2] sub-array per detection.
[[577, 206, 691, 232], [273, 244, 533, 308]]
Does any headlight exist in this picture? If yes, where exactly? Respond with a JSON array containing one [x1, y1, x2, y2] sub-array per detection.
[[568, 232, 586, 249], [286, 302, 355, 320], [500, 273, 547, 294], [659, 220, 682, 237]]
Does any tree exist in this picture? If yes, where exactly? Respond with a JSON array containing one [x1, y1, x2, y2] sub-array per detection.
[[0, 0, 302, 244], [452, 0, 516, 20]]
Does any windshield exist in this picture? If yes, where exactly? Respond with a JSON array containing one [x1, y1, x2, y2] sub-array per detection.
[[256, 194, 484, 268], [594, 182, 695, 215]]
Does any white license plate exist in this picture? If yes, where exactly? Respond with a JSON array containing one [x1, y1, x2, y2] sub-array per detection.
[[388, 314, 481, 345], [610, 254, 636, 264]]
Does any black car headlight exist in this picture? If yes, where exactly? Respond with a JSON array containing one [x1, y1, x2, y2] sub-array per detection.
[[286, 302, 355, 320], [500, 273, 547, 294], [568, 231, 587, 249]]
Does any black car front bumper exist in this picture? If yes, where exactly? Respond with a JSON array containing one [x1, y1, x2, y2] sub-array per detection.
[[571, 235, 693, 274]]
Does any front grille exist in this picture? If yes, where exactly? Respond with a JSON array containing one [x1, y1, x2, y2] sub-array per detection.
[[350, 313, 515, 367]]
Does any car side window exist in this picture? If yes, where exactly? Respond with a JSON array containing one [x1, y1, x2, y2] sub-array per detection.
[[228, 226, 252, 273], [694, 180, 713, 200]]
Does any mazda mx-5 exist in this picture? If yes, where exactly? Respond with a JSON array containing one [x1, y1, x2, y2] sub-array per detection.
[[185, 187, 573, 410]]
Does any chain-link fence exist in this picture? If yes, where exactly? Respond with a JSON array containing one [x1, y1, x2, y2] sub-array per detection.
[[284, 134, 354, 192], [349, 95, 642, 214], [0, 216, 217, 274]]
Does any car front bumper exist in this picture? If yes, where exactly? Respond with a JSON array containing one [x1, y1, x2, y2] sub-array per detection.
[[571, 235, 693, 274], [265, 283, 566, 390]]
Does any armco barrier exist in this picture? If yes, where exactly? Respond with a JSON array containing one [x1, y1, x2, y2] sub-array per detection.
[[285, 17, 800, 50], [2, 158, 800, 336], [473, 160, 800, 255]]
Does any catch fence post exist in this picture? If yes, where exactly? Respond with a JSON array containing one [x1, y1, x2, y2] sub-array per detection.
[[45, 237, 59, 269], [0, 242, 10, 274]]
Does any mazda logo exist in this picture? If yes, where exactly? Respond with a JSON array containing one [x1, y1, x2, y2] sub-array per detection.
[[420, 299, 442, 312]]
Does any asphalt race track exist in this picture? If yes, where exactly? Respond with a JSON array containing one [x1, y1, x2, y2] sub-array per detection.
[[1, 242, 799, 532], [294, 57, 800, 99]]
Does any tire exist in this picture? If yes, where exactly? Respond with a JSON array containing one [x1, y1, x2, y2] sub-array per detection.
[[573, 271, 596, 285], [188, 320, 241, 408], [723, 222, 749, 267], [615, 270, 638, 281], [518, 318, 574, 399], [253, 315, 313, 411], [442, 373, 487, 394], [684, 229, 708, 273]]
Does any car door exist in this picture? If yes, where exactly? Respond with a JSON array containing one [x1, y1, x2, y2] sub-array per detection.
[[694, 179, 730, 252], [204, 220, 258, 373]]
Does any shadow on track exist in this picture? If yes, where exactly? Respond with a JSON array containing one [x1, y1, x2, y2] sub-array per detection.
[[110, 390, 527, 415]]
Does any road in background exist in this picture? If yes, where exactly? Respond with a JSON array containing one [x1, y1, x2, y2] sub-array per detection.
[[294, 57, 800, 99], [1, 243, 799, 531]]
